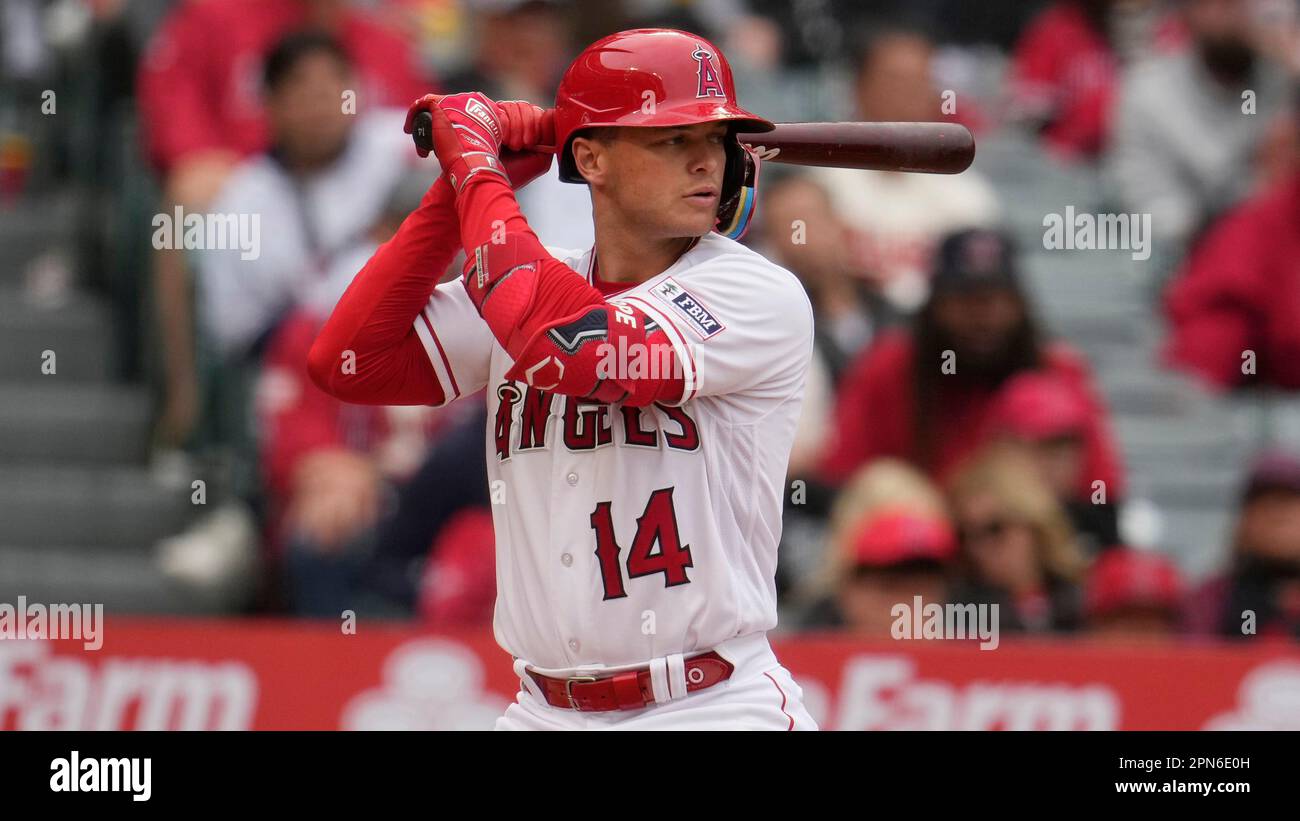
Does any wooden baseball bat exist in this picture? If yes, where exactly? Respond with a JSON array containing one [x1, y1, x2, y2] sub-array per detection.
[[410, 111, 974, 175]]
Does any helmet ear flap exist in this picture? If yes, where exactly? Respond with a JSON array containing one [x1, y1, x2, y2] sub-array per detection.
[[715, 139, 761, 240], [558, 136, 580, 183]]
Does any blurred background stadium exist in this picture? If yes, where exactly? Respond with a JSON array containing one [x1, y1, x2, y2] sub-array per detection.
[[1, 0, 1300, 729]]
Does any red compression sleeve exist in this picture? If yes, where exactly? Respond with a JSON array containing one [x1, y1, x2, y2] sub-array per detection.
[[308, 177, 461, 405], [453, 174, 685, 404]]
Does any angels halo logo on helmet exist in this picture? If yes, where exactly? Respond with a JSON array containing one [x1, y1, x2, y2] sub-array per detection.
[[553, 28, 775, 240]]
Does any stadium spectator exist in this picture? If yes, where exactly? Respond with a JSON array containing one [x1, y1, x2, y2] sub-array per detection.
[[137, 0, 429, 445], [1184, 451, 1300, 640], [818, 228, 1124, 501], [797, 460, 954, 634], [830, 509, 956, 637], [809, 26, 1000, 312], [1084, 547, 1185, 641], [1107, 0, 1291, 270], [437, 0, 594, 250], [985, 371, 1122, 554], [1162, 149, 1300, 392], [947, 443, 1087, 634], [1008, 0, 1121, 160], [415, 507, 497, 626], [758, 171, 897, 476], [138, 0, 426, 181], [438, 0, 570, 102], [258, 299, 487, 617], [244, 130, 492, 616], [193, 31, 432, 361]]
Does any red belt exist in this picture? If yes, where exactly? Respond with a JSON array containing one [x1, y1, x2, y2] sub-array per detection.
[[527, 652, 734, 712]]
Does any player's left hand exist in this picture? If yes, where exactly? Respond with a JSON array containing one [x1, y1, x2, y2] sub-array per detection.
[[405, 93, 552, 190], [405, 91, 505, 192]]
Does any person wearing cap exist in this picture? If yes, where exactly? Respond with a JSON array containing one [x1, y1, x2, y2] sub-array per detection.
[[794, 459, 954, 635], [1084, 548, 1185, 641], [830, 508, 957, 637], [1185, 451, 1300, 639], [985, 371, 1123, 554], [818, 227, 1125, 503]]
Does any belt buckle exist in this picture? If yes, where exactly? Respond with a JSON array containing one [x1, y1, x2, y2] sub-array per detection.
[[565, 675, 599, 710]]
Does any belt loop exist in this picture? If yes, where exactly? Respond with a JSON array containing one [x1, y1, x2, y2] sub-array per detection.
[[666, 653, 687, 701], [514, 658, 544, 701], [648, 657, 671, 703]]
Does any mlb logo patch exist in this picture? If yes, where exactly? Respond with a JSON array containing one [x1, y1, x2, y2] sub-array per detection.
[[650, 277, 725, 339]]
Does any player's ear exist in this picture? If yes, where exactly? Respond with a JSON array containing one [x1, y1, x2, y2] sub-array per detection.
[[571, 135, 609, 187]]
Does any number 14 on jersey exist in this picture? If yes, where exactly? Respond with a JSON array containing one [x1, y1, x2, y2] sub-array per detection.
[[590, 487, 693, 600]]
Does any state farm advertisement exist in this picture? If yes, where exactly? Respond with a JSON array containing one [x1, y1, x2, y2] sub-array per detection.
[[1, 620, 1297, 730]]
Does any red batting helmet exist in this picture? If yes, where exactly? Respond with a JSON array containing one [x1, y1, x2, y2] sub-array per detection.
[[553, 28, 775, 239]]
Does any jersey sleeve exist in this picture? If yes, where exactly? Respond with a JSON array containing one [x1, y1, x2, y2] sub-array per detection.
[[618, 257, 814, 406], [412, 279, 495, 403]]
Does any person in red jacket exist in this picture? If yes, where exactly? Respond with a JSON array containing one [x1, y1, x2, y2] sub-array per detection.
[[1008, 0, 1120, 161], [139, 0, 427, 182], [817, 228, 1125, 501], [1163, 165, 1300, 392], [138, 0, 429, 446]]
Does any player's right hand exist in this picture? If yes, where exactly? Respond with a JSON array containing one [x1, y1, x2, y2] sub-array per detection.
[[494, 100, 555, 152]]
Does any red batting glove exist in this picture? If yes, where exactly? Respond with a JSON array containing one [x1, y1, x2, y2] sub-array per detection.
[[405, 92, 506, 193], [495, 100, 555, 152], [495, 100, 555, 189], [404, 94, 554, 190]]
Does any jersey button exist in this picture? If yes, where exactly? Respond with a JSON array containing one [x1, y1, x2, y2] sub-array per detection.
[[568, 638, 580, 652], [566, 472, 579, 486], [561, 552, 573, 567]]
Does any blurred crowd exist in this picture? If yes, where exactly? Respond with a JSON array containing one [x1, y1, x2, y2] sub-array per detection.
[[3, 0, 1300, 643]]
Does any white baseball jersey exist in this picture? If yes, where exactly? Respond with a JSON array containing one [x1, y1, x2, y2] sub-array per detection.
[[413, 231, 814, 670]]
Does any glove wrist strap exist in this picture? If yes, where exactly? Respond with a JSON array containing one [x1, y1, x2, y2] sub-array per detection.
[[445, 152, 509, 194]]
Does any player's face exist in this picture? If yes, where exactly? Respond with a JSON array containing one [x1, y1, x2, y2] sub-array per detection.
[[584, 122, 730, 238]]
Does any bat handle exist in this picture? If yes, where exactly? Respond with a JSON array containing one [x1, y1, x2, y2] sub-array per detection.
[[412, 110, 435, 154], [410, 109, 557, 157]]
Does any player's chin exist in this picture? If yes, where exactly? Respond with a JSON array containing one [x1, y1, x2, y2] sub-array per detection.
[[673, 208, 718, 237]]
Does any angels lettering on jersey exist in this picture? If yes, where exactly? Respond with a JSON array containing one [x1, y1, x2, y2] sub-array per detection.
[[493, 384, 700, 460]]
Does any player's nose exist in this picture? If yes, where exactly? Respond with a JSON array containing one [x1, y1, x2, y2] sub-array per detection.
[[686, 138, 724, 177]]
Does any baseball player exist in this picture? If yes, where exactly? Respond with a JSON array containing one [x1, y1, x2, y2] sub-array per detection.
[[309, 28, 817, 729]]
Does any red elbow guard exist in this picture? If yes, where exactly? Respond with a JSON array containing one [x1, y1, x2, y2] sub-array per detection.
[[463, 233, 683, 404]]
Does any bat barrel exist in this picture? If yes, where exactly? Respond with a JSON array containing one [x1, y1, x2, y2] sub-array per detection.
[[737, 122, 975, 175], [411, 111, 976, 175]]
